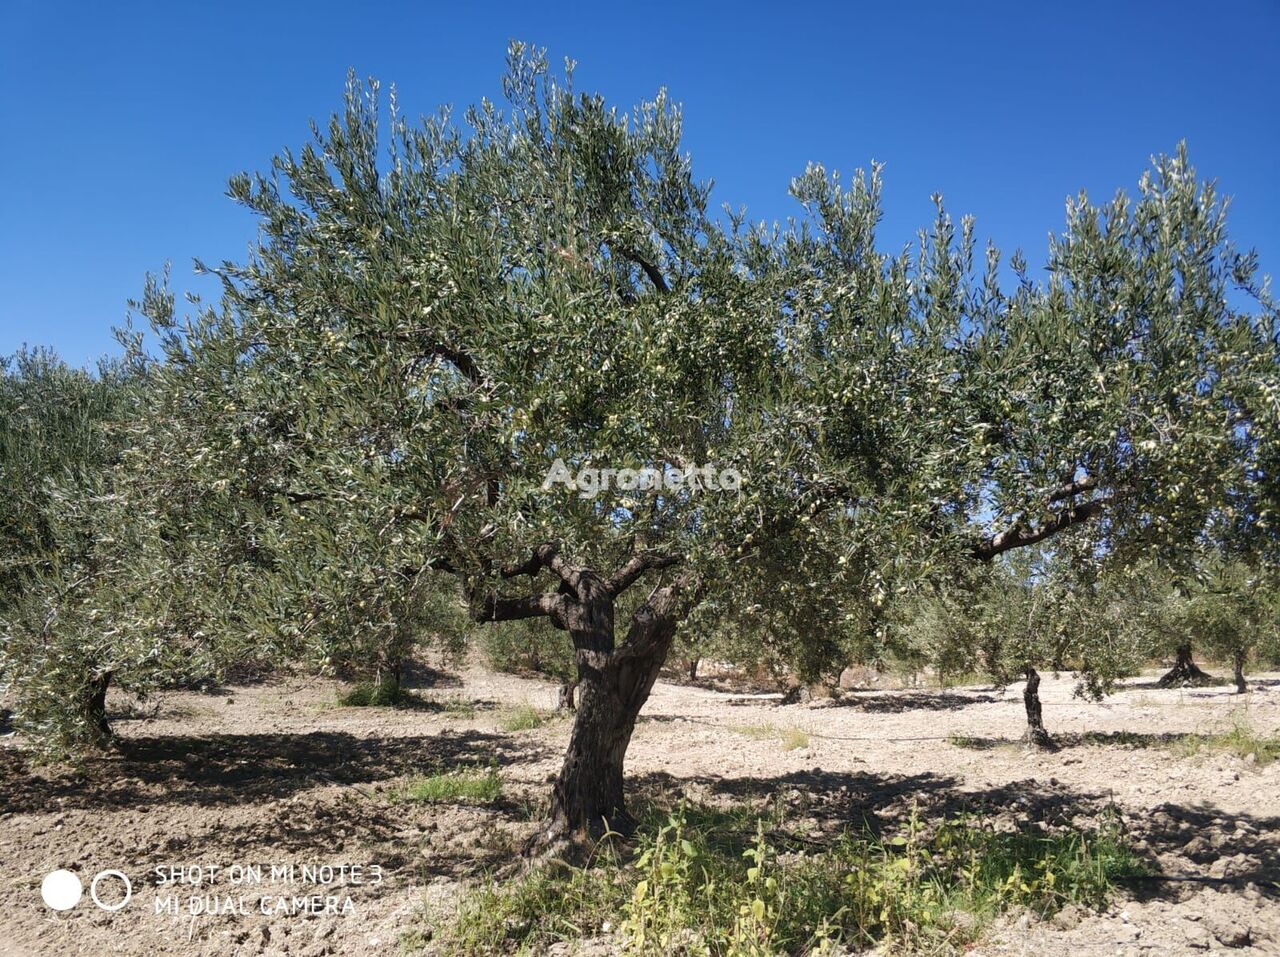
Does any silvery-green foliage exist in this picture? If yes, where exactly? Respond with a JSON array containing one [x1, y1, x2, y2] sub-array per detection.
[[6, 45, 1279, 753]]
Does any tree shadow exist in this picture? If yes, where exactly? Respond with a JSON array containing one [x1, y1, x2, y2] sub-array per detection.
[[945, 730, 1261, 752], [1123, 677, 1229, 691], [0, 728, 550, 815], [628, 765, 1279, 897], [821, 690, 999, 713], [401, 658, 465, 690]]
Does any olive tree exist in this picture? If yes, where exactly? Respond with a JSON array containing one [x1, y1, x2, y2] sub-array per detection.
[[887, 549, 1148, 746], [744, 142, 1277, 741], [1144, 557, 1278, 693], [123, 48, 817, 841], [0, 349, 140, 747], [0, 349, 132, 606], [28, 45, 1276, 833]]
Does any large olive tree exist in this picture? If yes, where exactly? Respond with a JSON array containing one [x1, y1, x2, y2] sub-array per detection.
[[123, 48, 813, 840], [22, 46, 1276, 838], [716, 143, 1278, 738]]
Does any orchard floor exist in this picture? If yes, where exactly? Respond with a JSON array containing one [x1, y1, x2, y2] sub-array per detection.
[[1, 664, 1278, 956]]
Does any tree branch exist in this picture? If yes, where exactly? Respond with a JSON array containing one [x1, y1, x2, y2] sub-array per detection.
[[1047, 475, 1098, 503], [470, 591, 565, 623], [495, 541, 592, 596], [605, 551, 681, 597], [973, 495, 1114, 561], [619, 246, 669, 294]]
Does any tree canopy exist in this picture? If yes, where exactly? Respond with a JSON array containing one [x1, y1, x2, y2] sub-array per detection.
[[2, 44, 1277, 837]]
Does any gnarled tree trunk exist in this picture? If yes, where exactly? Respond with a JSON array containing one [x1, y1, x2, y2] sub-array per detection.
[[1022, 666, 1054, 749], [545, 579, 682, 842], [469, 543, 692, 850], [1233, 650, 1248, 695], [83, 670, 113, 749], [1157, 643, 1215, 688]]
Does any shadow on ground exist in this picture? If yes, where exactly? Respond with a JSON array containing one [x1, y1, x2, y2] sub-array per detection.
[[3, 709, 1277, 896], [819, 690, 1001, 713], [0, 728, 551, 814], [627, 765, 1279, 898]]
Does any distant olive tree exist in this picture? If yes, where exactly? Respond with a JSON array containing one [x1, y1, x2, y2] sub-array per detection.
[[0, 348, 141, 748]]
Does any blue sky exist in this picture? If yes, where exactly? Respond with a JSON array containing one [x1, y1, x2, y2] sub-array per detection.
[[2, 1, 1277, 366]]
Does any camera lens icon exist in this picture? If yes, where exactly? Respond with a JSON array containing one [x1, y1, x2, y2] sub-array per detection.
[[41, 869, 132, 911]]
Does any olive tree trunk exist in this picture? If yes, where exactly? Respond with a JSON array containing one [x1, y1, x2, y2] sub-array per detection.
[[83, 670, 113, 748], [1157, 643, 1215, 688], [545, 589, 680, 842], [1233, 650, 1248, 695], [1022, 667, 1054, 749], [472, 545, 693, 849]]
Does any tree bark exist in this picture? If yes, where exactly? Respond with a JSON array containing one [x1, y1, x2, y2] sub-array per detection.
[[543, 577, 684, 844], [83, 671, 113, 749], [1157, 643, 1215, 688], [556, 679, 578, 712], [468, 543, 693, 849], [1233, 650, 1248, 695], [547, 668, 638, 839], [1022, 667, 1054, 749]]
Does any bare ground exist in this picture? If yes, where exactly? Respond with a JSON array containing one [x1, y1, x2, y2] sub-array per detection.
[[1, 665, 1277, 956]]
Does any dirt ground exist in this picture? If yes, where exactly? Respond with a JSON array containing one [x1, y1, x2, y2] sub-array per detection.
[[1, 662, 1277, 956]]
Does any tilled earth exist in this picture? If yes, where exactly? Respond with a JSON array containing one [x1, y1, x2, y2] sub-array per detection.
[[1, 664, 1277, 956]]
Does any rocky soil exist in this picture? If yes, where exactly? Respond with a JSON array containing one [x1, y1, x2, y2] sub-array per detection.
[[1, 664, 1277, 955]]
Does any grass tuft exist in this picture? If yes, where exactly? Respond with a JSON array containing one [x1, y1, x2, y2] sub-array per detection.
[[499, 703, 551, 732], [395, 766, 503, 805], [431, 695, 479, 718], [1172, 721, 1280, 766], [781, 728, 810, 751], [337, 677, 414, 708], [731, 723, 811, 750]]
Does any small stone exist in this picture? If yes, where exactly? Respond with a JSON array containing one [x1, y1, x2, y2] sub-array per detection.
[[1053, 904, 1083, 929], [1182, 923, 1212, 949]]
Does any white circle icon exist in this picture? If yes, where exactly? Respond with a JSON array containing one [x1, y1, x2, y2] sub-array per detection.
[[41, 870, 82, 910], [90, 870, 132, 911]]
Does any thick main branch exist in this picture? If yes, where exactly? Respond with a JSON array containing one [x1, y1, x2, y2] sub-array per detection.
[[974, 494, 1113, 561], [605, 551, 680, 597], [470, 591, 565, 623]]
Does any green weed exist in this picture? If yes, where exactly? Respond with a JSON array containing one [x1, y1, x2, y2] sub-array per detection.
[[427, 800, 1146, 956], [500, 703, 551, 731], [731, 724, 811, 750], [395, 766, 503, 805], [338, 677, 414, 707]]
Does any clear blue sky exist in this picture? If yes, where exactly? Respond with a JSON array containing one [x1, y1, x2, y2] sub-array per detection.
[[2, 1, 1277, 366]]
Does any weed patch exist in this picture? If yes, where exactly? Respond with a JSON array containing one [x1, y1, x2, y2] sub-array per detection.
[[337, 678, 415, 708], [731, 724, 811, 750], [429, 801, 1146, 955], [394, 766, 503, 805], [499, 703, 551, 732]]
